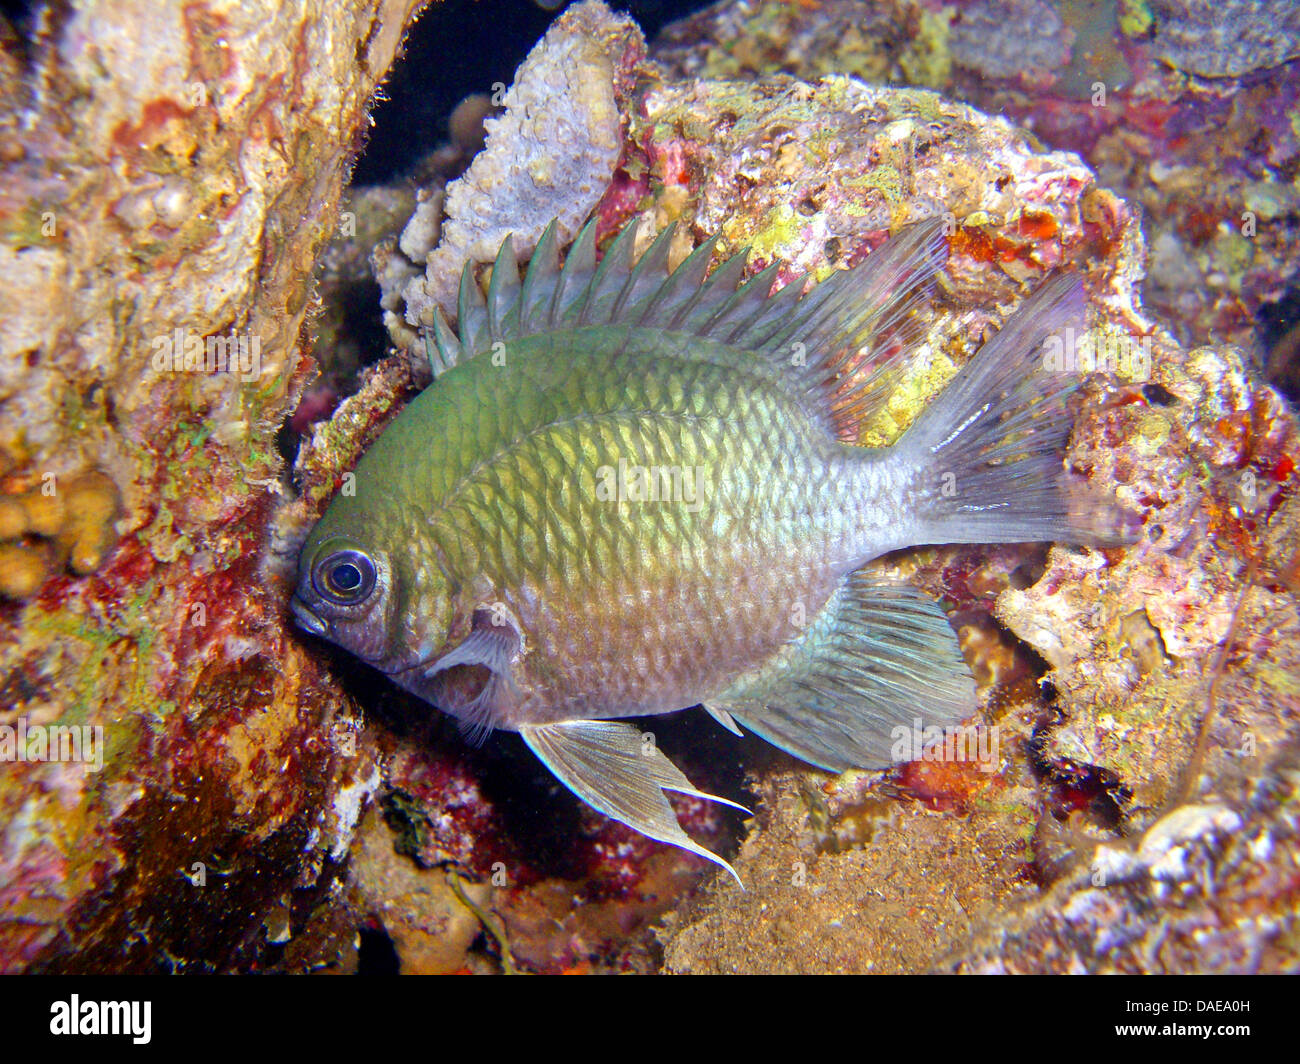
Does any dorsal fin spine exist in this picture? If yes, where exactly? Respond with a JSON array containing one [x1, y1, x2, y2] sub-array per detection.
[[641, 231, 722, 327], [430, 306, 461, 372], [486, 236, 521, 342], [579, 220, 639, 326], [519, 220, 561, 334], [612, 222, 676, 322], [550, 218, 599, 326], [457, 261, 487, 355]]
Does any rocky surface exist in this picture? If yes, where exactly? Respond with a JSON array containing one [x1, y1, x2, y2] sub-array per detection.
[[654, 0, 1300, 396], [0, 0, 427, 972]]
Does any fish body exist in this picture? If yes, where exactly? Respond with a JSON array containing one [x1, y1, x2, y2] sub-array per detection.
[[292, 215, 1121, 879]]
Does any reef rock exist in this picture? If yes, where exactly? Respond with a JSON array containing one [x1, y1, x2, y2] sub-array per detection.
[[0, 0, 425, 972], [1147, 0, 1300, 78], [384, 0, 646, 353], [654, 0, 1300, 402]]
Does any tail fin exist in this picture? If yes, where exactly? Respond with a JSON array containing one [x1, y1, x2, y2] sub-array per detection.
[[896, 274, 1135, 546]]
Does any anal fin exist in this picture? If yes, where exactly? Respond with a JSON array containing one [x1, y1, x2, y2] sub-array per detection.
[[711, 570, 979, 773], [520, 720, 749, 885]]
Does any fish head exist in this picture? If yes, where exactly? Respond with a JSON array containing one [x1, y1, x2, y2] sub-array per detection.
[[291, 483, 517, 733], [290, 491, 452, 679]]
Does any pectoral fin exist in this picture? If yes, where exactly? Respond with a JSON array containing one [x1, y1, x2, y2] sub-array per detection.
[[424, 610, 521, 744], [520, 720, 749, 886]]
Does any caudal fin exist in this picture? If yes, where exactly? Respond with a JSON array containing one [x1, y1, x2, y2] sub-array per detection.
[[896, 274, 1135, 546]]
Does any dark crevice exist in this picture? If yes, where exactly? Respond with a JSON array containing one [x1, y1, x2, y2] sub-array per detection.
[[1027, 715, 1132, 832], [1257, 282, 1300, 403], [356, 925, 401, 975]]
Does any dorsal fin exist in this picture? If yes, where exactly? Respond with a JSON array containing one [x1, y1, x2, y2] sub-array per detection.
[[427, 214, 949, 440]]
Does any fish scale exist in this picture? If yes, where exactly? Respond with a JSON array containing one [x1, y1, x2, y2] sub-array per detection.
[[420, 347, 846, 734], [429, 332, 832, 573], [292, 214, 1128, 880]]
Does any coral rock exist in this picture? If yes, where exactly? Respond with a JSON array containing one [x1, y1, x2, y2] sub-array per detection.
[[393, 0, 646, 338]]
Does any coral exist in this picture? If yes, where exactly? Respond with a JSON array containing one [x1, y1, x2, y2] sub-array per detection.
[[653, 0, 935, 88], [659, 764, 1044, 973], [652, 0, 1300, 412], [0, 0, 427, 973], [349, 807, 489, 974], [447, 93, 495, 158], [364, 707, 747, 972], [389, 0, 646, 345], [1146, 0, 1300, 77], [633, 75, 1123, 313], [995, 344, 1300, 810], [950, 766, 1300, 972], [0, 470, 120, 599], [948, 0, 1074, 85]]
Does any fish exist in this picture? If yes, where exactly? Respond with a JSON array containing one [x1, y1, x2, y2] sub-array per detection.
[[290, 213, 1126, 883]]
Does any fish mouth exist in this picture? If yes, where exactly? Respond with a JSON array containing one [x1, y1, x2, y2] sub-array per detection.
[[291, 595, 434, 677], [289, 596, 328, 638]]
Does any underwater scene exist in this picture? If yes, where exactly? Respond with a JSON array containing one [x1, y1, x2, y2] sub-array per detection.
[[1, 0, 1298, 978]]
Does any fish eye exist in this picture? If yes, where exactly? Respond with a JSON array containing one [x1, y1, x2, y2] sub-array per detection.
[[313, 549, 377, 605]]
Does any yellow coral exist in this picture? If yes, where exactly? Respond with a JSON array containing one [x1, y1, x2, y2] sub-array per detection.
[[0, 471, 120, 599], [0, 542, 49, 600]]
